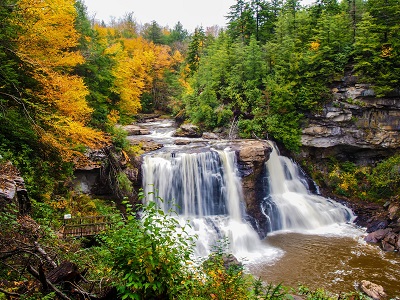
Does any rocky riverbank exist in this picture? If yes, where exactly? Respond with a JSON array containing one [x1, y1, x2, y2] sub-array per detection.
[[361, 197, 400, 252]]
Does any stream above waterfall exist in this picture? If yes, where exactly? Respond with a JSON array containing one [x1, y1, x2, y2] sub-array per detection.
[[128, 119, 400, 297]]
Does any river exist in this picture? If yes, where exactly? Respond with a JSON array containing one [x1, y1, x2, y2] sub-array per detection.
[[128, 119, 400, 298], [249, 231, 400, 298]]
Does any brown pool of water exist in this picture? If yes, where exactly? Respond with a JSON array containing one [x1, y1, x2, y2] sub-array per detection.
[[249, 232, 400, 298]]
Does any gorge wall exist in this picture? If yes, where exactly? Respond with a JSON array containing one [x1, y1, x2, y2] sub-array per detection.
[[297, 75, 399, 167]]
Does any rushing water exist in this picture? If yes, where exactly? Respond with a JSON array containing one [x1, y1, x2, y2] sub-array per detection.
[[262, 146, 355, 232], [136, 120, 400, 297], [142, 147, 280, 260]]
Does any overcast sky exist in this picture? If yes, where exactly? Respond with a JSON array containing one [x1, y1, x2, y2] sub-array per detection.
[[83, 0, 238, 32]]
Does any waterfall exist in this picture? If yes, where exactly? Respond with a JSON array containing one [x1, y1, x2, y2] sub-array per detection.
[[142, 148, 278, 260], [142, 149, 243, 218], [262, 145, 355, 232]]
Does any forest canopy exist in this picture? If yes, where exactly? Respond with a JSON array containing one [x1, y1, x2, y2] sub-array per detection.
[[1, 0, 399, 198]]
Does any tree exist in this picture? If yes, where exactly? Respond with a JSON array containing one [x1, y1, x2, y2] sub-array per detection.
[[10, 0, 107, 161], [142, 20, 165, 44], [186, 27, 206, 76], [101, 200, 196, 299], [169, 21, 189, 43], [251, 0, 279, 42], [227, 0, 256, 43], [367, 0, 400, 43], [353, 10, 400, 96], [282, 0, 302, 36], [118, 12, 138, 38]]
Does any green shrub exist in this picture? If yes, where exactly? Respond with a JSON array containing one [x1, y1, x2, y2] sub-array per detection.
[[368, 154, 400, 198], [100, 195, 196, 299]]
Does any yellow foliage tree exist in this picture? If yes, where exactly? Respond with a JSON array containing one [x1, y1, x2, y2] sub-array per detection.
[[12, 0, 108, 161], [92, 23, 183, 117]]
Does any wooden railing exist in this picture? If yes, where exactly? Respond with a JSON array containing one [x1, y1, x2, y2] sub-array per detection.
[[61, 215, 120, 238]]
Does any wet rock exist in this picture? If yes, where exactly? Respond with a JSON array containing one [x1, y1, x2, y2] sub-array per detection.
[[383, 231, 398, 245], [175, 139, 191, 145], [232, 140, 272, 239], [202, 132, 219, 139], [381, 231, 398, 251], [222, 254, 242, 270], [382, 240, 396, 252], [364, 228, 391, 243], [359, 280, 387, 300], [388, 203, 399, 220], [140, 141, 163, 152], [236, 140, 272, 165], [367, 220, 389, 233], [174, 123, 202, 138], [122, 124, 151, 135], [390, 226, 400, 233]]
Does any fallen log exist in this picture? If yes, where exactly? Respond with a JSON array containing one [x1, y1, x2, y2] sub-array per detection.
[[47, 261, 80, 284], [27, 265, 71, 300], [34, 241, 57, 268]]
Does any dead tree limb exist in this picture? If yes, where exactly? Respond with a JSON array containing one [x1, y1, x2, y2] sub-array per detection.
[[34, 241, 57, 268], [27, 265, 71, 300]]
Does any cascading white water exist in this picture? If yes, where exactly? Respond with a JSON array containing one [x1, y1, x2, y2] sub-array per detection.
[[262, 144, 355, 232], [142, 148, 279, 260]]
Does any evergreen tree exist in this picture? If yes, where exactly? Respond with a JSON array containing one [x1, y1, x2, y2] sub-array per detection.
[[169, 22, 189, 43], [227, 0, 256, 43], [143, 20, 165, 44], [186, 27, 206, 76], [251, 0, 280, 42], [353, 9, 400, 96]]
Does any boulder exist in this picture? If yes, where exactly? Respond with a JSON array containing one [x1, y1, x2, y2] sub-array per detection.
[[236, 140, 272, 165], [122, 124, 151, 136], [222, 254, 242, 270], [174, 124, 202, 138], [381, 240, 396, 252], [364, 228, 391, 243], [140, 141, 163, 152], [202, 132, 219, 139], [175, 139, 191, 145], [381, 232, 398, 251], [359, 280, 387, 300], [367, 219, 389, 233], [382, 231, 398, 245], [0, 178, 17, 200], [388, 203, 399, 220]]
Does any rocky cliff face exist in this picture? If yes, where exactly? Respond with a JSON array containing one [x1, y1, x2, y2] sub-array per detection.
[[298, 76, 399, 166], [233, 140, 272, 238], [0, 162, 31, 215]]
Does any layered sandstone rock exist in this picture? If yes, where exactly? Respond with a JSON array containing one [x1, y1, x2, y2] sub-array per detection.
[[299, 75, 399, 166], [232, 140, 273, 238]]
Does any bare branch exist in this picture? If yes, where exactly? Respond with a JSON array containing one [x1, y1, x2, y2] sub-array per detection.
[[34, 242, 57, 268], [27, 265, 72, 300]]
